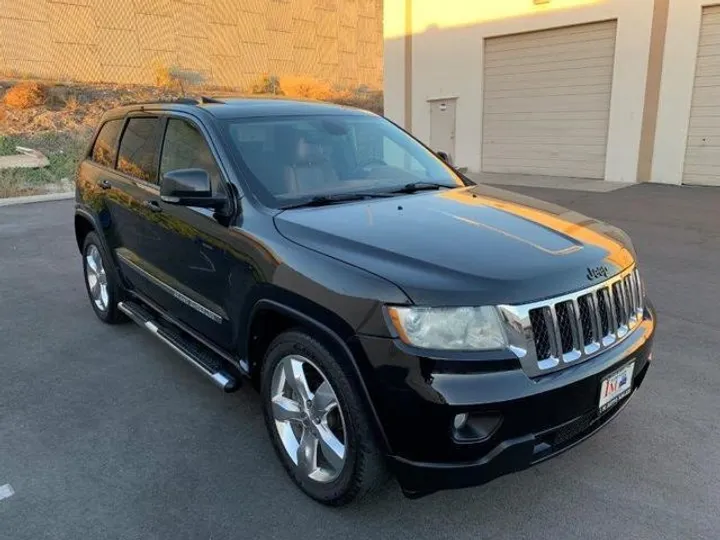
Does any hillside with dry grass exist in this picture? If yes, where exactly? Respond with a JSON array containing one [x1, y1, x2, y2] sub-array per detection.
[[0, 76, 383, 198]]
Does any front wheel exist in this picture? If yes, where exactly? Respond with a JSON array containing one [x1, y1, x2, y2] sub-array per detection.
[[261, 330, 387, 506]]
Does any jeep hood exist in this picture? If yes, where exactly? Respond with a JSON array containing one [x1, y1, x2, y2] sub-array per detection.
[[274, 185, 636, 306]]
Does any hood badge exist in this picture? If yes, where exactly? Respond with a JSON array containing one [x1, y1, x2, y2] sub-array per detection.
[[586, 266, 609, 281]]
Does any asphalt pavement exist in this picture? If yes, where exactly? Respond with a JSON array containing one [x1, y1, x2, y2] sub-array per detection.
[[1, 184, 719, 539]]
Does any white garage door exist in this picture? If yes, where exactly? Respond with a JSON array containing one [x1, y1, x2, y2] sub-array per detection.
[[683, 6, 720, 186], [482, 21, 617, 179]]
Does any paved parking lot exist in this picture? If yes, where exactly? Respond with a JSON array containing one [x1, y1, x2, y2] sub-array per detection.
[[1, 184, 719, 540]]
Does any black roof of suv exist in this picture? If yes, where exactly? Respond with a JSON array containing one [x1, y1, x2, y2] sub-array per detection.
[[109, 96, 374, 118]]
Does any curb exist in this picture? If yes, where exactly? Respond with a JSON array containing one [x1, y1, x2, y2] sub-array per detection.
[[0, 192, 74, 207]]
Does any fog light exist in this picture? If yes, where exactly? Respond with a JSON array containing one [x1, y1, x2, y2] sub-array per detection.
[[452, 413, 503, 443], [453, 413, 468, 430]]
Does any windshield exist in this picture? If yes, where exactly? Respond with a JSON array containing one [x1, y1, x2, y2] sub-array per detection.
[[223, 114, 466, 208]]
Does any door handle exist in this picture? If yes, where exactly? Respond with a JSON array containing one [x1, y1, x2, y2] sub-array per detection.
[[143, 200, 163, 213], [99, 179, 112, 190]]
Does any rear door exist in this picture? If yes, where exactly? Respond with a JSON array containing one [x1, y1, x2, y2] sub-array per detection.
[[76, 117, 126, 253], [106, 115, 169, 303]]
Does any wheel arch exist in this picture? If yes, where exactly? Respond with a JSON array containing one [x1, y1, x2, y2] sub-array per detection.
[[74, 209, 125, 287], [74, 211, 97, 253], [246, 298, 391, 453]]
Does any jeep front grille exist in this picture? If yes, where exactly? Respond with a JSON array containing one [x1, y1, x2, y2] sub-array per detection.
[[499, 267, 644, 377]]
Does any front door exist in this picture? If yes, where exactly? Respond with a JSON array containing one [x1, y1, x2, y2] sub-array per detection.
[[137, 116, 236, 349]]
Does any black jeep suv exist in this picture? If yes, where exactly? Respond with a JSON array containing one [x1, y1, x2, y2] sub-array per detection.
[[74, 97, 656, 505]]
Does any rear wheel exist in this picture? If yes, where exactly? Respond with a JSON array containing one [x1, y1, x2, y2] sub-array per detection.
[[261, 330, 387, 505], [82, 231, 126, 324]]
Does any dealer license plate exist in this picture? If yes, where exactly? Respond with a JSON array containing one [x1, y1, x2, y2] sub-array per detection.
[[598, 362, 634, 413]]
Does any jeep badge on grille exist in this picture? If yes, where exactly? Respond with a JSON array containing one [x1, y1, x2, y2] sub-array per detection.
[[586, 266, 610, 281]]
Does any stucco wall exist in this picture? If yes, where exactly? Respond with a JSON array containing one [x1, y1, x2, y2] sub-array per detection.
[[384, 0, 655, 182], [0, 0, 383, 89], [652, 0, 715, 185]]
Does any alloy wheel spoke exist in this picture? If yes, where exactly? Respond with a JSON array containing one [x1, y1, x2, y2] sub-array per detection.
[[297, 428, 318, 477], [86, 253, 99, 274], [283, 357, 312, 403], [99, 287, 109, 309], [271, 395, 304, 423], [92, 248, 103, 273], [316, 424, 345, 471], [310, 380, 338, 419]]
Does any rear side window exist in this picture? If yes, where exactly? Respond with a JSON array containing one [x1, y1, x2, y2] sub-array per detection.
[[160, 119, 224, 193], [91, 119, 123, 167], [117, 117, 162, 183]]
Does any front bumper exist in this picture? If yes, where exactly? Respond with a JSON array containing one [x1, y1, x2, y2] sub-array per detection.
[[356, 304, 655, 497]]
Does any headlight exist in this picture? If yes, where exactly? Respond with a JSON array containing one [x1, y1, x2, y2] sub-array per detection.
[[386, 306, 507, 350]]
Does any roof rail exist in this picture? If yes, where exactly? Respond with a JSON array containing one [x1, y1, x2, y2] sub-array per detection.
[[199, 96, 224, 104], [171, 98, 200, 105], [126, 97, 225, 108], [160, 96, 225, 105]]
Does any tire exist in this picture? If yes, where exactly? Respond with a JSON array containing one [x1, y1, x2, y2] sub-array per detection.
[[81, 231, 127, 324], [261, 329, 387, 506]]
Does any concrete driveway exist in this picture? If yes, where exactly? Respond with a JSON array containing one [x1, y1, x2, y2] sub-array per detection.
[[0, 184, 718, 539]]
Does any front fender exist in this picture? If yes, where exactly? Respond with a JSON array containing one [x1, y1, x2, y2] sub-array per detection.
[[246, 297, 392, 453]]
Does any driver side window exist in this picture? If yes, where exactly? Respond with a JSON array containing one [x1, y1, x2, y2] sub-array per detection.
[[160, 119, 224, 193]]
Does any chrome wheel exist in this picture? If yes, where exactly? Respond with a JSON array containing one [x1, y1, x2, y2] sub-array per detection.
[[270, 355, 347, 483], [85, 244, 109, 312]]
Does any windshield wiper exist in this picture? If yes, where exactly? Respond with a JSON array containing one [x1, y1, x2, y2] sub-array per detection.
[[389, 182, 454, 194], [281, 192, 393, 209]]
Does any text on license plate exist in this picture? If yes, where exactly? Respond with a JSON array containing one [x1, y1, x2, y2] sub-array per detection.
[[599, 362, 635, 413]]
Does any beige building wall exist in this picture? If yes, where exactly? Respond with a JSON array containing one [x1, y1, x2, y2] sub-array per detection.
[[384, 0, 657, 183], [0, 0, 383, 89]]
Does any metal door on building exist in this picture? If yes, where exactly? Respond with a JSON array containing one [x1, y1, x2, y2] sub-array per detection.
[[482, 21, 617, 179], [429, 98, 457, 163], [683, 6, 720, 186]]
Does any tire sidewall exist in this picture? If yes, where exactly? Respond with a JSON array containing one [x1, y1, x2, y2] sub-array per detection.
[[261, 332, 362, 503], [82, 231, 123, 323]]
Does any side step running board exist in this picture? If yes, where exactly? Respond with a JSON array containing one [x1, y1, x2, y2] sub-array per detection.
[[118, 301, 239, 392]]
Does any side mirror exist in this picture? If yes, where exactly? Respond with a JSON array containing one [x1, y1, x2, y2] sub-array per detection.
[[436, 151, 452, 165], [160, 168, 226, 209]]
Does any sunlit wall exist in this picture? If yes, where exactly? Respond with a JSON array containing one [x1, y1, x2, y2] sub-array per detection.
[[384, 0, 655, 183]]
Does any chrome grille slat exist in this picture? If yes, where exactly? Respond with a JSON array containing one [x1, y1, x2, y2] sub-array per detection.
[[634, 270, 643, 313], [618, 280, 629, 329], [575, 296, 593, 348], [635, 269, 643, 308], [626, 274, 638, 326], [499, 266, 645, 378], [607, 285, 619, 334], [629, 273, 639, 313], [547, 305, 563, 361], [595, 289, 609, 339], [623, 277, 633, 321], [626, 274, 635, 314], [588, 292, 603, 345], [570, 299, 583, 349], [597, 288, 615, 345]]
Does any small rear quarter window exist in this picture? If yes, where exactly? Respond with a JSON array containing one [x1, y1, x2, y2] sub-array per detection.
[[91, 119, 124, 167]]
